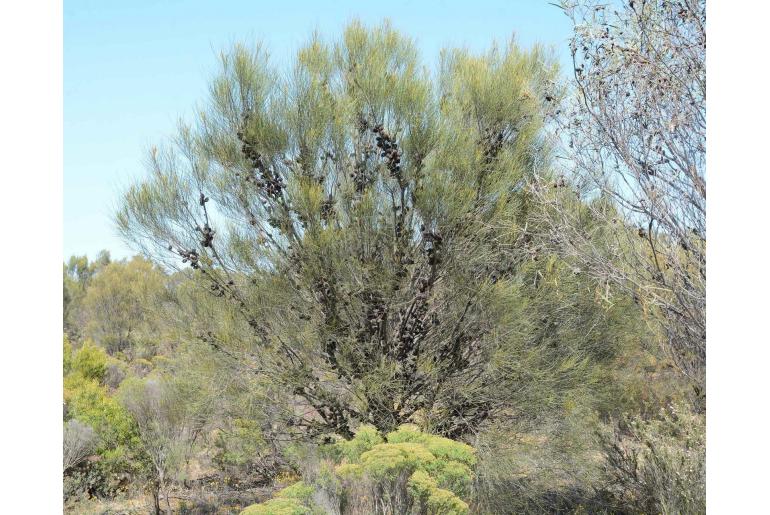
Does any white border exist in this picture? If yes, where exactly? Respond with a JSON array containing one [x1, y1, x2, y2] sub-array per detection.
[[708, 0, 770, 511], [1, 0, 768, 510], [1, 0, 63, 511]]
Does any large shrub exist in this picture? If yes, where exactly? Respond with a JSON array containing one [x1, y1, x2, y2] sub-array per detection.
[[64, 373, 136, 450], [114, 20, 589, 439], [63, 355, 139, 501]]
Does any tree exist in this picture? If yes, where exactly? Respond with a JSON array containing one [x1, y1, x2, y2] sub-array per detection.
[[116, 21, 632, 439], [79, 256, 168, 358], [536, 0, 706, 388], [64, 251, 111, 336], [119, 377, 209, 514]]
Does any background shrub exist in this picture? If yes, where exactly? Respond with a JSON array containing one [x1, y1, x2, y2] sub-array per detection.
[[600, 402, 706, 514]]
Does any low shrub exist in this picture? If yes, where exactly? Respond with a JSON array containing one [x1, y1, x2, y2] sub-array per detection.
[[240, 481, 316, 514], [63, 370, 139, 501], [240, 496, 310, 515], [72, 340, 108, 382], [241, 424, 475, 515]]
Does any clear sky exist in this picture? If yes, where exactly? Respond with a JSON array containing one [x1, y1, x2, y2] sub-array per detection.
[[64, 0, 572, 260]]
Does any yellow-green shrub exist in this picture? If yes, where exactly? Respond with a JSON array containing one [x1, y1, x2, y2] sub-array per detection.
[[240, 497, 310, 515], [384, 424, 476, 498], [276, 481, 315, 504], [333, 424, 474, 514], [245, 425, 475, 514], [71, 340, 108, 382], [354, 442, 436, 479], [240, 482, 315, 515], [408, 470, 469, 515], [63, 335, 73, 375], [334, 423, 383, 462], [64, 373, 136, 449]]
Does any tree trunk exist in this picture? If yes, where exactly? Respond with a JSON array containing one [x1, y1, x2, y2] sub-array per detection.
[[151, 481, 161, 515]]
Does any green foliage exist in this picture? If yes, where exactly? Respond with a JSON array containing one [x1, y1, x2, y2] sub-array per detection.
[[79, 256, 168, 358], [71, 340, 108, 382], [355, 442, 436, 479], [64, 373, 136, 450], [244, 425, 473, 514], [240, 497, 310, 515], [342, 424, 476, 504], [62, 367, 140, 501], [338, 425, 473, 514], [240, 481, 318, 515], [408, 470, 469, 515], [214, 418, 268, 469], [64, 252, 111, 336], [117, 373, 216, 511], [63, 335, 73, 375], [387, 424, 476, 468], [114, 19, 617, 442], [334, 424, 383, 462], [354, 426, 473, 512], [276, 481, 315, 504]]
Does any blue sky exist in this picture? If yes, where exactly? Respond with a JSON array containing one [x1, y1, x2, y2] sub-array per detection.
[[64, 0, 572, 260]]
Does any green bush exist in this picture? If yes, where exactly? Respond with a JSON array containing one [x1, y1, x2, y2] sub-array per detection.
[[408, 470, 469, 515], [332, 425, 474, 513], [240, 497, 310, 515], [240, 482, 316, 515], [71, 340, 108, 382], [250, 425, 475, 515], [63, 335, 140, 501], [276, 481, 315, 504], [334, 424, 384, 462], [385, 424, 476, 499], [352, 442, 436, 479], [63, 373, 136, 450], [63, 335, 73, 376]]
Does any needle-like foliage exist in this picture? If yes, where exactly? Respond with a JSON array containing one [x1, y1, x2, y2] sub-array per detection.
[[116, 21, 622, 440]]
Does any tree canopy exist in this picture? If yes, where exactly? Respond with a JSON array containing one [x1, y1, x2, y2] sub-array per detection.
[[115, 21, 627, 439]]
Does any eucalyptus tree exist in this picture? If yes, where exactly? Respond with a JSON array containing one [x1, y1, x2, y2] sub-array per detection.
[[116, 22, 592, 439]]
